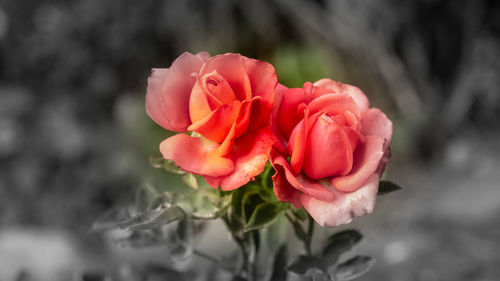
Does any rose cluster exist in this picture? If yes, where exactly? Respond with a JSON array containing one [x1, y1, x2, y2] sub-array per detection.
[[146, 52, 392, 227]]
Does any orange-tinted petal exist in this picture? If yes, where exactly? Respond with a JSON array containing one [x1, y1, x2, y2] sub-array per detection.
[[200, 54, 252, 101], [188, 100, 242, 143], [159, 134, 234, 177], [205, 127, 275, 191], [146, 52, 205, 132]]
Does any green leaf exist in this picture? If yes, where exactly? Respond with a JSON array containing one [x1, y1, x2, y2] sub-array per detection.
[[244, 203, 282, 232], [377, 180, 402, 195], [242, 192, 265, 223], [118, 205, 186, 230], [335, 256, 375, 281], [291, 220, 308, 241], [270, 244, 288, 281], [149, 154, 185, 175], [322, 230, 362, 265], [287, 255, 325, 275], [292, 207, 309, 221], [191, 196, 221, 219], [182, 173, 198, 189]]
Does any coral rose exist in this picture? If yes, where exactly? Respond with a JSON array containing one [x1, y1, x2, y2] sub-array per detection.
[[146, 52, 277, 191], [270, 80, 392, 226]]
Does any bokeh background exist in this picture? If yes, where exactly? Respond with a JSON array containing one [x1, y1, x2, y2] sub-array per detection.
[[1, 0, 500, 280]]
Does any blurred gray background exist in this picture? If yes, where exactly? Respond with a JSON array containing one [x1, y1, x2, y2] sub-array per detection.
[[1, 0, 500, 280]]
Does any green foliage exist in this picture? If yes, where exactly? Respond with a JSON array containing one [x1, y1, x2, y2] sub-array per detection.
[[229, 183, 287, 233], [244, 203, 282, 232], [149, 154, 185, 175], [377, 180, 402, 195]]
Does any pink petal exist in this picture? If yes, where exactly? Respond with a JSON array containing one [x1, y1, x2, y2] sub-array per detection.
[[196, 52, 211, 62], [314, 79, 369, 112], [146, 52, 205, 132], [270, 151, 302, 209], [301, 174, 380, 227], [307, 94, 361, 120], [205, 127, 275, 191], [301, 115, 358, 180], [331, 135, 385, 192], [360, 108, 393, 151], [272, 153, 334, 202], [159, 134, 234, 177]]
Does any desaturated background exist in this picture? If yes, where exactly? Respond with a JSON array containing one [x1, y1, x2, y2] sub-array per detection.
[[1, 0, 500, 280]]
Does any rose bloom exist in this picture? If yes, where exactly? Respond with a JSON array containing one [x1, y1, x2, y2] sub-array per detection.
[[146, 52, 277, 191], [270, 80, 392, 226]]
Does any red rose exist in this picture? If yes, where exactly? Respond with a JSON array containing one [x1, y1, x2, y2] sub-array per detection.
[[146, 52, 277, 191], [270, 80, 392, 226]]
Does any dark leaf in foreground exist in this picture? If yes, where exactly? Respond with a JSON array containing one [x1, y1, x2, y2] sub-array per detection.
[[377, 180, 402, 195], [270, 244, 288, 281], [118, 205, 185, 230], [322, 230, 362, 265], [170, 218, 194, 260], [335, 256, 375, 281], [287, 255, 324, 275]]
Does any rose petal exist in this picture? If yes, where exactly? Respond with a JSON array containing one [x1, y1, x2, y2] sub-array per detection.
[[159, 134, 234, 177], [201, 54, 252, 101], [314, 79, 369, 112], [302, 115, 358, 180], [272, 153, 334, 202], [307, 93, 360, 120], [360, 108, 393, 151], [271, 151, 302, 209], [187, 100, 242, 143], [146, 52, 205, 132], [288, 106, 310, 174], [276, 87, 312, 139], [242, 56, 277, 110], [270, 84, 290, 153], [196, 51, 211, 62], [200, 70, 237, 107], [205, 127, 275, 191], [331, 135, 385, 192], [301, 174, 379, 227]]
